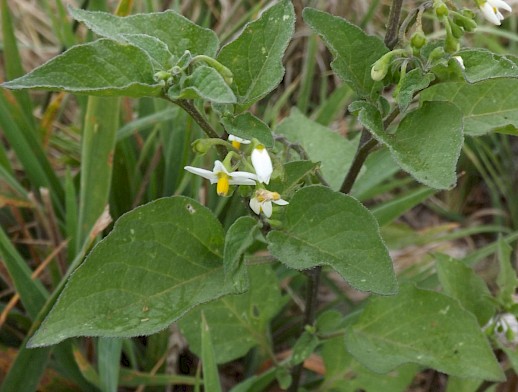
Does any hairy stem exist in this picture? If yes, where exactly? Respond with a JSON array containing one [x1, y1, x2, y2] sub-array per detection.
[[170, 99, 227, 158], [385, 0, 405, 49]]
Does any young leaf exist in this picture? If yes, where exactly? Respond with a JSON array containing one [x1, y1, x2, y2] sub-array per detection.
[[420, 79, 518, 136], [269, 160, 320, 196], [223, 216, 260, 293], [303, 8, 388, 98], [217, 0, 295, 110], [2, 39, 162, 97], [396, 69, 435, 112], [267, 186, 397, 295], [345, 285, 505, 381], [275, 109, 359, 191], [179, 265, 286, 364], [168, 65, 236, 104], [351, 101, 463, 189], [69, 8, 219, 58], [221, 113, 273, 148], [435, 254, 496, 326], [120, 34, 173, 70], [28, 197, 230, 347]]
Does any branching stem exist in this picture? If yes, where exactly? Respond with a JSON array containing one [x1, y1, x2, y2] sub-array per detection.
[[385, 0, 405, 49]]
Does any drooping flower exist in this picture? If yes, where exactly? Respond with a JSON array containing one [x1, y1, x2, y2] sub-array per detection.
[[251, 145, 273, 184], [228, 134, 251, 149], [184, 160, 257, 196], [479, 0, 512, 25], [249, 189, 288, 218]]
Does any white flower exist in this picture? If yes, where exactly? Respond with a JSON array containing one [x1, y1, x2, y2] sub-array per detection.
[[249, 189, 288, 218], [485, 313, 518, 343], [251, 145, 273, 184], [453, 55, 465, 70], [228, 134, 251, 149], [184, 160, 257, 196], [479, 0, 512, 25]]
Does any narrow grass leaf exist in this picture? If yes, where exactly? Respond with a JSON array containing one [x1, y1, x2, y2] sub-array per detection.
[[201, 313, 222, 392], [98, 338, 123, 392]]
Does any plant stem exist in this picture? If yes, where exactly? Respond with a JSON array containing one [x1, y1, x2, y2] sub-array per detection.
[[340, 133, 378, 194], [170, 99, 227, 158], [385, 0, 405, 49], [288, 267, 321, 392]]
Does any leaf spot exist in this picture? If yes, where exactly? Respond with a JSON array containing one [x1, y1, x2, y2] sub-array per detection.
[[186, 204, 196, 214], [283, 14, 290, 21], [439, 305, 450, 315], [140, 318, 150, 322]]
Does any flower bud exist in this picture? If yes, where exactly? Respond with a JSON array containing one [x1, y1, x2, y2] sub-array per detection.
[[435, 2, 449, 17], [450, 22, 464, 39], [452, 12, 478, 32], [370, 53, 393, 81], [410, 32, 427, 50]]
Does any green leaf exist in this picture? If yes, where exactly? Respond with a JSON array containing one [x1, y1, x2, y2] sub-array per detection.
[[420, 79, 518, 136], [303, 8, 388, 98], [168, 65, 236, 104], [2, 39, 162, 97], [345, 285, 505, 381], [457, 49, 518, 83], [435, 254, 496, 326], [396, 69, 435, 112], [28, 197, 229, 347], [352, 101, 463, 189], [275, 108, 359, 191], [98, 338, 123, 392], [201, 314, 222, 392], [321, 335, 418, 392], [291, 331, 319, 365], [267, 186, 397, 295], [179, 265, 285, 364], [269, 160, 320, 196], [497, 237, 518, 307], [223, 216, 260, 293], [221, 112, 273, 148], [69, 8, 219, 58], [119, 34, 173, 70], [217, 0, 295, 110]]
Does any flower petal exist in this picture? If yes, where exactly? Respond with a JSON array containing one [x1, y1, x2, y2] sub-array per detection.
[[229, 171, 258, 185], [481, 2, 502, 24], [262, 201, 273, 218], [251, 147, 273, 184], [273, 199, 289, 206], [184, 166, 218, 183], [213, 160, 229, 175], [249, 197, 262, 215], [488, 0, 512, 12], [228, 134, 251, 144]]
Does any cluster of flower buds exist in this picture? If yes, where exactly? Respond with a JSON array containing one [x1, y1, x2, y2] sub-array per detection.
[[184, 135, 289, 218]]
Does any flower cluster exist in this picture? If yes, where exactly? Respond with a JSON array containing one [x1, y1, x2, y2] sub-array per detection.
[[184, 135, 288, 218]]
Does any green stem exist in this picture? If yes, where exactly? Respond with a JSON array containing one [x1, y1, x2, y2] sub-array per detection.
[[170, 99, 227, 158]]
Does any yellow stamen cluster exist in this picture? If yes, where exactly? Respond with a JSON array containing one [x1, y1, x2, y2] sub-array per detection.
[[217, 172, 230, 196]]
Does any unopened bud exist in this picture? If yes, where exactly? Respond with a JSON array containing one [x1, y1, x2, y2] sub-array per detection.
[[411, 32, 427, 49], [371, 53, 393, 81], [450, 22, 464, 39], [453, 12, 478, 32], [435, 2, 449, 17]]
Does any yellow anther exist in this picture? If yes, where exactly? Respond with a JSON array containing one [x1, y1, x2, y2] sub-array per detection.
[[231, 140, 241, 149], [217, 172, 230, 196]]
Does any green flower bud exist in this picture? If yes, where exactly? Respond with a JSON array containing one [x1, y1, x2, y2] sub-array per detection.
[[371, 53, 392, 81], [153, 70, 171, 82], [411, 32, 427, 49], [191, 139, 213, 154], [453, 12, 478, 32], [450, 22, 464, 39], [461, 9, 476, 19], [445, 32, 459, 53], [428, 46, 445, 62], [435, 2, 449, 17]]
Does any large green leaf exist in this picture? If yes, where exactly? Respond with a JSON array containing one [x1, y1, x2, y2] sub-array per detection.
[[2, 39, 162, 97], [420, 79, 518, 136], [275, 108, 359, 191], [28, 197, 230, 347], [267, 186, 397, 295], [179, 265, 286, 364], [435, 254, 495, 326], [351, 101, 463, 189], [345, 285, 505, 381], [70, 8, 218, 58], [217, 0, 295, 110], [303, 8, 388, 98], [457, 49, 518, 83]]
